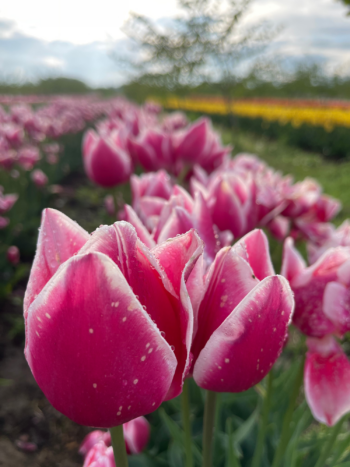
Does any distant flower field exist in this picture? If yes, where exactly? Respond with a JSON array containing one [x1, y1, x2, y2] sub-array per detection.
[[155, 95, 350, 132]]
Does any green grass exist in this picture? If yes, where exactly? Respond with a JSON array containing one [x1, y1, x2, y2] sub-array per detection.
[[221, 127, 350, 225]]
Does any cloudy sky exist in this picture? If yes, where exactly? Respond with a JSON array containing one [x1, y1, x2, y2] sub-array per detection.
[[0, 0, 349, 87]]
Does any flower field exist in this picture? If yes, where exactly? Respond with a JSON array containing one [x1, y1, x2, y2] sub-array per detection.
[[1, 94, 350, 467], [155, 95, 350, 159]]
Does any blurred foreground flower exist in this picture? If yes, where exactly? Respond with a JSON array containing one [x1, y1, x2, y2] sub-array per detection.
[[80, 416, 150, 458]]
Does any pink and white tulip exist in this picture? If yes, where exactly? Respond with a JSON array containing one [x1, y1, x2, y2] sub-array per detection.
[[189, 229, 294, 392], [82, 129, 132, 187], [281, 237, 350, 337], [24, 209, 203, 427], [80, 416, 150, 458], [305, 336, 350, 426]]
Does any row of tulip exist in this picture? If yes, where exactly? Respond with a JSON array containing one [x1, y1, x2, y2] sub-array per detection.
[[19, 97, 350, 466], [154, 95, 350, 133], [0, 97, 165, 272]]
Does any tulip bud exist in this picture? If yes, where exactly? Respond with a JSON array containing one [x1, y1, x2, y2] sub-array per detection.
[[104, 195, 115, 217], [82, 129, 132, 187], [31, 169, 48, 187], [7, 245, 20, 265]]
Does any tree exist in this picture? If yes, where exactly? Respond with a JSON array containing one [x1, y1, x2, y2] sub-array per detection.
[[116, 0, 276, 108]]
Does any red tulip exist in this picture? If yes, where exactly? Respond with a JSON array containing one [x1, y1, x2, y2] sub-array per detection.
[[24, 209, 203, 427]]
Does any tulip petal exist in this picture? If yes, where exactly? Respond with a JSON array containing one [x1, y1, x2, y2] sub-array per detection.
[[211, 177, 245, 238], [24, 208, 89, 317], [193, 276, 293, 392], [192, 191, 219, 263], [152, 230, 204, 396], [123, 205, 155, 249], [305, 336, 350, 426], [123, 416, 150, 454], [291, 248, 350, 337], [80, 222, 202, 400], [157, 207, 193, 244], [233, 229, 275, 280], [338, 258, 350, 287], [323, 282, 350, 335], [281, 237, 306, 282], [25, 252, 177, 427], [191, 247, 259, 363]]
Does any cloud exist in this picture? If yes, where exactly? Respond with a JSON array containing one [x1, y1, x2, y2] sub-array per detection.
[[0, 0, 350, 87], [0, 26, 130, 87]]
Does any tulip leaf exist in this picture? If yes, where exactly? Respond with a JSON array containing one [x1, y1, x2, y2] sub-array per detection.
[[233, 406, 259, 447], [225, 418, 242, 467], [159, 408, 202, 464]]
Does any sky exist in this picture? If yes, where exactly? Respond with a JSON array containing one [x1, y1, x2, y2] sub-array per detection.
[[0, 0, 350, 87]]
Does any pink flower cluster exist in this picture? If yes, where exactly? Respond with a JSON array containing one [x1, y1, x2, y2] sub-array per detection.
[[0, 186, 18, 229], [0, 97, 110, 172], [24, 208, 293, 428], [82, 109, 231, 186], [282, 238, 350, 425], [80, 417, 150, 466], [116, 158, 340, 259]]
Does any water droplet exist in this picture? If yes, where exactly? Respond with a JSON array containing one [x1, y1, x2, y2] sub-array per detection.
[[170, 345, 175, 351], [160, 331, 166, 338]]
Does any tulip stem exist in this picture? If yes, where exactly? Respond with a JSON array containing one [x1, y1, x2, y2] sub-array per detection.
[[181, 379, 194, 467], [314, 417, 344, 467], [110, 425, 128, 467], [202, 390, 217, 467], [251, 370, 274, 467], [271, 356, 305, 467]]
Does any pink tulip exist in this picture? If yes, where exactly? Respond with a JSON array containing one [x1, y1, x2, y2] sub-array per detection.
[[0, 216, 9, 229], [124, 183, 229, 263], [305, 336, 350, 426], [104, 195, 115, 217], [7, 246, 20, 265], [17, 146, 41, 170], [31, 169, 48, 187], [188, 229, 294, 392], [0, 190, 18, 214], [162, 112, 188, 132], [83, 442, 115, 467], [24, 209, 203, 427], [80, 416, 150, 457], [307, 220, 350, 264], [281, 237, 350, 337], [82, 129, 132, 187]]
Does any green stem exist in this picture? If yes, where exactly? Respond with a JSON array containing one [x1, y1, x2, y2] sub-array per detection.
[[110, 425, 128, 467], [314, 418, 344, 467], [202, 391, 217, 467], [181, 379, 194, 467], [251, 370, 274, 467], [271, 357, 305, 467]]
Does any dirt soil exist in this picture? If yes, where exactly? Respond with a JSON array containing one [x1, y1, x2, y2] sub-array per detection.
[[0, 287, 92, 467]]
